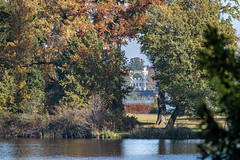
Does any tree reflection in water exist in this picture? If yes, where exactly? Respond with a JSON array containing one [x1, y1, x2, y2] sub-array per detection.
[[0, 138, 201, 159]]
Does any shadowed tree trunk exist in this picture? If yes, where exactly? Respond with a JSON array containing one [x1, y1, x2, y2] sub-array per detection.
[[165, 105, 180, 129], [156, 92, 166, 125]]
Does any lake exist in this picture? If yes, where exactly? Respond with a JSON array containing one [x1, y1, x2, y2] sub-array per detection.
[[123, 100, 153, 104], [123, 100, 174, 111], [0, 138, 203, 160]]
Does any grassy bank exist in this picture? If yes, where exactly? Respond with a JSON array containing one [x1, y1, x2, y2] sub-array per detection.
[[126, 113, 226, 139], [0, 105, 135, 139], [0, 108, 226, 140]]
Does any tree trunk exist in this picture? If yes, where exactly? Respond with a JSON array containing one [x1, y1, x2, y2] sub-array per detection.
[[156, 92, 166, 125], [165, 105, 180, 129]]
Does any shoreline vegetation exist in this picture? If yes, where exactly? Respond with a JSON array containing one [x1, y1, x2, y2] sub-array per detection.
[[0, 102, 226, 140], [0, 0, 239, 158]]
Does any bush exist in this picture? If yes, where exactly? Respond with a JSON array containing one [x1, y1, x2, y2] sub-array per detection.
[[124, 103, 157, 114], [130, 126, 199, 139], [91, 129, 121, 139], [130, 125, 165, 139], [164, 127, 195, 139], [0, 95, 137, 138], [106, 110, 138, 131], [49, 95, 110, 138], [49, 105, 91, 138], [0, 110, 50, 138]]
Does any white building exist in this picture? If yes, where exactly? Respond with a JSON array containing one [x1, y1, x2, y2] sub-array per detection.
[[129, 66, 150, 91]]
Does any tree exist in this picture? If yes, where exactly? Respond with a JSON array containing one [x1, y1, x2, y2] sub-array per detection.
[[58, 31, 129, 113], [198, 25, 240, 160], [139, 0, 238, 128], [0, 70, 16, 112], [57, 0, 163, 116], [72, 0, 163, 50], [0, 0, 161, 132], [40, 0, 162, 114], [0, 0, 77, 112], [127, 57, 145, 71]]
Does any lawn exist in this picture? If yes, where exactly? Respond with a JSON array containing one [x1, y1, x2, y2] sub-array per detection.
[[127, 113, 226, 132]]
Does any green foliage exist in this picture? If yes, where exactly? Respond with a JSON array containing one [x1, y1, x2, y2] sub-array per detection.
[[198, 25, 240, 160], [127, 57, 145, 71], [0, 0, 12, 45], [60, 74, 88, 109], [24, 68, 46, 113], [139, 0, 238, 128], [0, 70, 16, 111], [0, 0, 149, 136], [0, 68, 46, 113], [91, 129, 121, 139], [130, 126, 163, 139], [130, 126, 197, 139], [59, 30, 129, 113]]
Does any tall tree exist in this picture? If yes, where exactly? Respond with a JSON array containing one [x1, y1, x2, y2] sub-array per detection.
[[139, 0, 239, 128], [0, 0, 163, 116], [198, 25, 240, 160], [127, 57, 145, 71], [0, 0, 79, 112], [62, 0, 164, 115], [58, 30, 129, 113]]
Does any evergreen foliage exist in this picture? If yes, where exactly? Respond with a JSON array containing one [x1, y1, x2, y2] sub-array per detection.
[[198, 25, 240, 160]]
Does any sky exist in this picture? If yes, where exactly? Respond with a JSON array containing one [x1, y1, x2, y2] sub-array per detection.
[[123, 17, 240, 66]]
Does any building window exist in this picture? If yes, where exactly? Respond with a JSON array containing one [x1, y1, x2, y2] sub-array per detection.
[[136, 83, 138, 86], [139, 83, 141, 86], [133, 83, 135, 86]]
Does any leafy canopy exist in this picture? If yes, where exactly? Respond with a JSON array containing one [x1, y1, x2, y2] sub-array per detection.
[[198, 25, 240, 160]]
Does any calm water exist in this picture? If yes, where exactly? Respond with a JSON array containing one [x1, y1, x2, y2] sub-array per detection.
[[123, 100, 174, 111], [0, 138, 203, 160], [123, 100, 153, 104]]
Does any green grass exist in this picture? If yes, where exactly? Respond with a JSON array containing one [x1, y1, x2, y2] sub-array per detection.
[[125, 113, 226, 139], [127, 113, 226, 131]]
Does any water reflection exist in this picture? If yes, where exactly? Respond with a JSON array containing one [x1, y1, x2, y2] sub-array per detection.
[[160, 139, 201, 155], [0, 138, 201, 159], [122, 139, 159, 156]]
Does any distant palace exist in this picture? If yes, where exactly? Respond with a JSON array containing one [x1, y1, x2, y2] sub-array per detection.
[[128, 66, 157, 91]]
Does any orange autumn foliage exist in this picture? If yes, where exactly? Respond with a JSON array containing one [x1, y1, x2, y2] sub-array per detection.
[[71, 0, 163, 47]]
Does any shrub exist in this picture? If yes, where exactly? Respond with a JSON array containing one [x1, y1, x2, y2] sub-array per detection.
[[49, 105, 91, 138], [83, 94, 109, 131], [0, 110, 20, 137], [49, 94, 111, 138], [0, 94, 137, 138], [130, 126, 199, 139], [124, 103, 157, 114], [91, 129, 121, 139], [130, 125, 165, 139], [106, 110, 138, 131], [0, 110, 50, 138], [164, 127, 194, 139]]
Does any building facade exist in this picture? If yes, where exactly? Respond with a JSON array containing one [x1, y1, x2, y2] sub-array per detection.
[[128, 66, 156, 91]]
